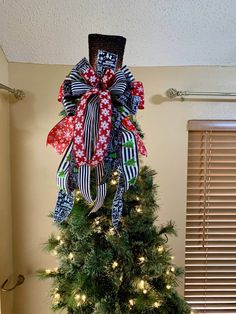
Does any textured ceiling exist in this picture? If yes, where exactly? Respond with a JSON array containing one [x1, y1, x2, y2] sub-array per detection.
[[0, 0, 236, 66]]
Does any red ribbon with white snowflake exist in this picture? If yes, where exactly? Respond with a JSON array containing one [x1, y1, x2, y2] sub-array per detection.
[[47, 67, 115, 167]]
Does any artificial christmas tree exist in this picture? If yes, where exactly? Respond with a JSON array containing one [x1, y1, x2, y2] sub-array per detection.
[[39, 34, 191, 314]]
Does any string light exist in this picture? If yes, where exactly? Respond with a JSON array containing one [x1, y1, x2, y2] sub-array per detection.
[[111, 179, 117, 185], [52, 249, 58, 256], [112, 261, 119, 269], [158, 246, 164, 253], [129, 299, 135, 306], [45, 269, 51, 274], [154, 301, 160, 308], [54, 267, 58, 273], [68, 253, 74, 260], [143, 289, 148, 294], [96, 226, 102, 233], [136, 196, 140, 201], [171, 256, 174, 260], [119, 274, 123, 282], [113, 171, 118, 176], [171, 266, 175, 272], [95, 219, 100, 225], [75, 191, 81, 201], [53, 300, 59, 306], [139, 280, 145, 290], [138, 256, 145, 263], [75, 293, 86, 304], [166, 270, 170, 275], [166, 284, 171, 290], [108, 228, 115, 236], [56, 235, 61, 241], [54, 293, 60, 300], [59, 239, 64, 245], [135, 206, 142, 213]]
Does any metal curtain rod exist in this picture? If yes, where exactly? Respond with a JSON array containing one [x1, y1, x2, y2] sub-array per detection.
[[0, 83, 25, 100], [166, 88, 236, 100]]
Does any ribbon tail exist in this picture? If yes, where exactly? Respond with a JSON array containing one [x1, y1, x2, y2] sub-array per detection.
[[135, 133, 148, 157], [53, 190, 74, 223], [56, 141, 74, 194], [121, 129, 139, 191], [112, 182, 125, 229], [89, 163, 107, 213], [77, 165, 93, 204]]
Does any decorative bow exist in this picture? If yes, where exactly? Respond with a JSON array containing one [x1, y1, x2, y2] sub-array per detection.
[[48, 56, 147, 228]]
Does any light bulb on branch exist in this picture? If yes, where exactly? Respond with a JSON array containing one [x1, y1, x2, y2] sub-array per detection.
[[135, 206, 142, 213], [158, 245, 164, 253], [111, 179, 117, 186], [129, 299, 135, 306], [138, 280, 145, 290], [112, 261, 118, 269], [52, 249, 57, 256], [138, 256, 145, 263], [45, 269, 51, 274], [54, 293, 60, 300], [68, 253, 74, 260], [154, 301, 160, 308]]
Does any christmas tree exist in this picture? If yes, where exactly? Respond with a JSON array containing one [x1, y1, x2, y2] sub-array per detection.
[[38, 166, 191, 313], [39, 34, 191, 313]]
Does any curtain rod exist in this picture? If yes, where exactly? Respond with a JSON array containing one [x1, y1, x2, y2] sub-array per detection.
[[0, 83, 25, 100], [166, 88, 236, 100]]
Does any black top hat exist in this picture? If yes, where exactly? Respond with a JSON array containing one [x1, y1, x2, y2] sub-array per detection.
[[88, 34, 126, 71]]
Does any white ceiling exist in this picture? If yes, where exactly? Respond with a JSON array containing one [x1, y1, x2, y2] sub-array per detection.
[[1, 0, 236, 66]]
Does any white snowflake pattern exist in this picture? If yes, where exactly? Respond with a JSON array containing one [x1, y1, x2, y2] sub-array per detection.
[[97, 149, 104, 157], [56, 130, 62, 136], [74, 136, 82, 144], [80, 98, 86, 105], [99, 135, 107, 144], [101, 121, 109, 130], [90, 75, 97, 83], [101, 91, 108, 96], [75, 122, 82, 130], [64, 131, 71, 139], [101, 108, 109, 116], [77, 110, 83, 117], [106, 130, 110, 136], [101, 98, 109, 105], [138, 86, 143, 92], [75, 149, 84, 158]]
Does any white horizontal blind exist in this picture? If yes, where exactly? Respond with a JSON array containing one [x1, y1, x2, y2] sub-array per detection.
[[185, 120, 236, 314]]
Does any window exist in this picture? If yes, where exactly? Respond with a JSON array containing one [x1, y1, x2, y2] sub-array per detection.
[[184, 120, 236, 314]]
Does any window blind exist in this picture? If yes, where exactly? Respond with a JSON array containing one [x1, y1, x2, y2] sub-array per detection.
[[185, 120, 236, 314]]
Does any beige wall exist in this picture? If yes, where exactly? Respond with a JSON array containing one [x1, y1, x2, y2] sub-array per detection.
[[8, 62, 236, 314], [0, 48, 13, 314]]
